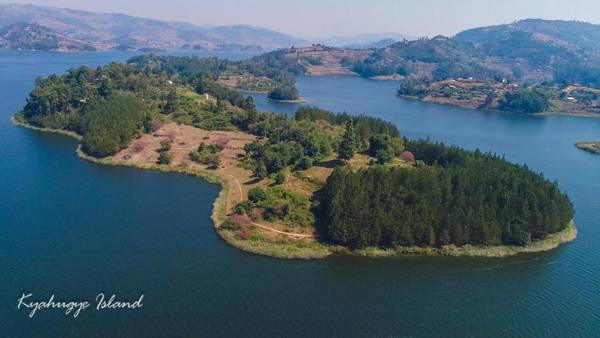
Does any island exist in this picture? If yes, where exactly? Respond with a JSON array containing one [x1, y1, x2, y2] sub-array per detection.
[[13, 56, 576, 259], [576, 142, 600, 155]]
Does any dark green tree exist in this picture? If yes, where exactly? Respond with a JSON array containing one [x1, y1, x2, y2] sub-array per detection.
[[157, 151, 173, 164], [162, 88, 179, 113], [274, 171, 286, 185], [338, 121, 357, 161]]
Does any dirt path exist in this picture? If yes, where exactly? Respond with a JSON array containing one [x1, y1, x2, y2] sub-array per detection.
[[250, 221, 314, 239], [228, 175, 314, 239], [229, 174, 243, 203]]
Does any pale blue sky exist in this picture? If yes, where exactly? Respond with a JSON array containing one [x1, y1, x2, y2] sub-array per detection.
[[2, 0, 600, 38]]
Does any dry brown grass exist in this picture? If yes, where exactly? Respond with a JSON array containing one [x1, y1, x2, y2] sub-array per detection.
[[112, 122, 317, 242], [113, 123, 262, 209]]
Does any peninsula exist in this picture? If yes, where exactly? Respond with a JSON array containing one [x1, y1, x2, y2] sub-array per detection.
[[13, 56, 576, 259]]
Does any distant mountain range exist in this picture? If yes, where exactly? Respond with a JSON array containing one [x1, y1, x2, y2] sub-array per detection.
[[0, 4, 420, 52], [4, 0, 598, 88], [348, 19, 600, 86], [315, 33, 415, 49], [0, 4, 306, 51], [0, 22, 97, 51], [454, 19, 600, 52]]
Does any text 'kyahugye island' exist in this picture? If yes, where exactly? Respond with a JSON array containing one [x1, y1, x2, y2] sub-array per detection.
[[13, 54, 576, 259]]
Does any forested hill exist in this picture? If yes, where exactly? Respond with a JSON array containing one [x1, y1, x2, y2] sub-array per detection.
[[455, 19, 600, 52], [0, 22, 97, 51], [351, 19, 600, 86], [256, 20, 594, 87], [0, 4, 305, 51]]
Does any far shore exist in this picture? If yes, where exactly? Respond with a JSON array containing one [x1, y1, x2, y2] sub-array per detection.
[[12, 116, 577, 260], [397, 94, 600, 119], [235, 89, 269, 94]]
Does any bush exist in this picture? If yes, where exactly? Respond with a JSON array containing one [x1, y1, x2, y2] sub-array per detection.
[[157, 151, 173, 164], [236, 186, 314, 228], [295, 157, 313, 171], [376, 149, 393, 164], [248, 187, 267, 203], [189, 141, 222, 167], [368, 133, 403, 164], [274, 171, 286, 185], [203, 153, 221, 168], [214, 136, 229, 149], [158, 139, 172, 152]]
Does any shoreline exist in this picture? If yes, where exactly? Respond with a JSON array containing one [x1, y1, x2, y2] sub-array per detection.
[[76, 146, 333, 260], [11, 115, 83, 140], [267, 97, 306, 104], [12, 117, 577, 259], [354, 221, 577, 258], [575, 142, 600, 155], [236, 88, 269, 94], [397, 95, 600, 119]]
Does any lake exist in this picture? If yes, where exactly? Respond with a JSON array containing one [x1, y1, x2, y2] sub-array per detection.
[[1, 51, 600, 337]]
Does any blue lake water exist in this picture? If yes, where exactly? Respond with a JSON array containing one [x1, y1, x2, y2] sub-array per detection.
[[2, 51, 600, 337]]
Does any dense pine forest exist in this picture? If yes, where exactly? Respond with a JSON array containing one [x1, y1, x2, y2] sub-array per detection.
[[318, 140, 573, 248]]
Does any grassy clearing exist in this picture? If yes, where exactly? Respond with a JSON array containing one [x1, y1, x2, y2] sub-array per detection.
[[218, 230, 332, 259]]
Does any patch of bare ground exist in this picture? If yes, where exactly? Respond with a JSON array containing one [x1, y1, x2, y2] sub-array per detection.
[[286, 46, 373, 76]]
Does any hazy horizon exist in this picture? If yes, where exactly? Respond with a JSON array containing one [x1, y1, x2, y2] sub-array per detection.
[[2, 0, 600, 38]]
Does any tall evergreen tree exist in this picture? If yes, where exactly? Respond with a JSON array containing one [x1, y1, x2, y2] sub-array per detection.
[[338, 120, 357, 161]]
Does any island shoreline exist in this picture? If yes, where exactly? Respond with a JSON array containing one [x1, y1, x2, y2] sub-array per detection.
[[12, 116, 577, 259], [397, 94, 600, 119], [267, 97, 306, 104], [575, 142, 600, 155]]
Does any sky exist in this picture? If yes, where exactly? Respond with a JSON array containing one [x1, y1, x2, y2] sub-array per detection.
[[2, 0, 600, 38]]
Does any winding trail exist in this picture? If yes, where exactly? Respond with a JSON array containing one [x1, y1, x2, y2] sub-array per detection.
[[227, 175, 314, 239]]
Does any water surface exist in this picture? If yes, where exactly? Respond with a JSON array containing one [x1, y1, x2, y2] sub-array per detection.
[[2, 52, 600, 337]]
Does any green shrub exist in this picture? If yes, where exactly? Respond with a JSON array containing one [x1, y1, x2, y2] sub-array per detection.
[[158, 139, 172, 152], [248, 187, 267, 202], [157, 151, 173, 164], [274, 171, 286, 185], [236, 186, 314, 228]]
